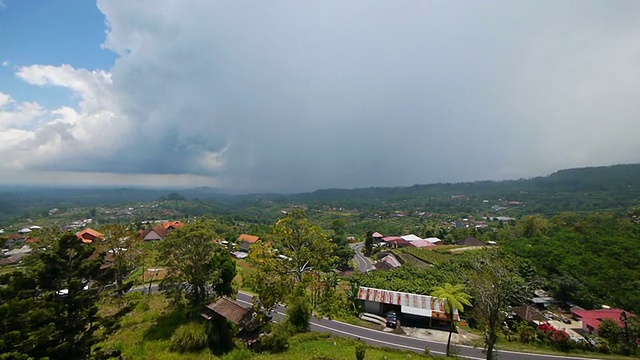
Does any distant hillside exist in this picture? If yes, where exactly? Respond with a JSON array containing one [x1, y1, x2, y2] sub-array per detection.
[[286, 164, 640, 215], [1, 164, 639, 224]]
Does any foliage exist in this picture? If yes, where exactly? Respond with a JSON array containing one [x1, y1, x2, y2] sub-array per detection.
[[261, 322, 292, 353], [247, 210, 336, 311], [0, 233, 114, 360], [500, 212, 640, 314], [430, 283, 472, 357], [158, 219, 236, 308], [468, 250, 528, 360], [97, 223, 142, 295], [170, 321, 208, 353], [355, 341, 366, 360], [286, 284, 313, 333]]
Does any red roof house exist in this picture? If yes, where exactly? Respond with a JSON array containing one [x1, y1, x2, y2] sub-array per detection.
[[77, 228, 104, 244], [572, 308, 635, 335]]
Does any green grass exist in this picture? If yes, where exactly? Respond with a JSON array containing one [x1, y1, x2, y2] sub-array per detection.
[[95, 293, 437, 360]]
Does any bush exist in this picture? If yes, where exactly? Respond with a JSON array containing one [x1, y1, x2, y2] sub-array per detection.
[[170, 321, 208, 353], [261, 322, 292, 353], [355, 342, 366, 360]]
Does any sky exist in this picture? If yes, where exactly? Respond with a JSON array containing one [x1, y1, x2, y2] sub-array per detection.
[[1, 1, 639, 193]]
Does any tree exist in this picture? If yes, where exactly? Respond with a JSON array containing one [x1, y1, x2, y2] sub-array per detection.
[[247, 210, 335, 311], [0, 233, 114, 359], [364, 231, 373, 256], [159, 220, 236, 308], [98, 224, 141, 295], [431, 283, 472, 357], [469, 251, 528, 360], [330, 219, 354, 271]]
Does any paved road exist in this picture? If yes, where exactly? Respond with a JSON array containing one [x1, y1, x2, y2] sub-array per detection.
[[234, 291, 599, 360], [351, 242, 374, 272]]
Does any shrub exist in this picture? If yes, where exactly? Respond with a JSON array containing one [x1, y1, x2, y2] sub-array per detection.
[[261, 322, 292, 353], [170, 321, 208, 353], [355, 342, 366, 360]]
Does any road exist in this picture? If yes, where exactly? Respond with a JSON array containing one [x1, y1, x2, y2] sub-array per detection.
[[351, 242, 374, 272], [133, 265, 598, 359], [233, 291, 599, 360]]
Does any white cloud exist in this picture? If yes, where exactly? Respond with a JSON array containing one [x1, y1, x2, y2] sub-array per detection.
[[1, 61, 9, 67]]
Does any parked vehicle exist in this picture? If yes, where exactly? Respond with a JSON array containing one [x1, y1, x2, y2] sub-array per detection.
[[386, 311, 398, 328]]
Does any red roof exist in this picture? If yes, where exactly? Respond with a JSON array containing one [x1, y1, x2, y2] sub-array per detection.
[[572, 309, 634, 330], [162, 221, 184, 230], [76, 228, 104, 243], [238, 234, 260, 243]]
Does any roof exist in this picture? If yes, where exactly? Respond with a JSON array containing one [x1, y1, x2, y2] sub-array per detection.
[[163, 221, 184, 230], [76, 228, 104, 243], [372, 232, 383, 238], [572, 309, 634, 330], [401, 234, 423, 242], [237, 234, 260, 244], [513, 305, 547, 323], [456, 236, 484, 247], [205, 297, 252, 325], [425, 237, 442, 244], [143, 225, 169, 240], [409, 239, 436, 248], [357, 286, 456, 319]]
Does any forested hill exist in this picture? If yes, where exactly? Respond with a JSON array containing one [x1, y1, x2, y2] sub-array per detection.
[[288, 164, 640, 215], [1, 164, 639, 223]]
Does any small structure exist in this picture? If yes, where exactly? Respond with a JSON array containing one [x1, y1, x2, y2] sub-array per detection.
[[237, 234, 260, 252], [571, 308, 635, 335], [382, 236, 409, 248], [77, 228, 104, 244], [202, 297, 265, 335], [141, 221, 183, 241], [456, 236, 484, 247], [373, 254, 402, 270], [357, 286, 456, 328], [408, 239, 436, 248], [424, 237, 442, 244], [511, 305, 548, 326]]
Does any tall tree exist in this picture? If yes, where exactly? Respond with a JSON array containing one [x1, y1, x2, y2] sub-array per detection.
[[431, 283, 472, 357], [247, 210, 335, 311], [0, 233, 114, 359], [159, 220, 236, 308], [469, 251, 528, 360], [98, 224, 141, 295]]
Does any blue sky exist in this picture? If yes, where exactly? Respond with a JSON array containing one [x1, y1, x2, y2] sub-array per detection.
[[0, 1, 639, 192], [0, 0, 115, 107]]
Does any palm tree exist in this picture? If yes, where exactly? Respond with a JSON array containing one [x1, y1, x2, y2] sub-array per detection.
[[431, 283, 472, 357]]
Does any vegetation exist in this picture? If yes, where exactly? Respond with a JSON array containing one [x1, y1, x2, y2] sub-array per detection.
[[430, 283, 472, 357], [0, 233, 114, 359], [158, 219, 236, 308]]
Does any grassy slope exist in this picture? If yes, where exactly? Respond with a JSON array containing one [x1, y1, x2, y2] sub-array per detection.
[[95, 293, 436, 360]]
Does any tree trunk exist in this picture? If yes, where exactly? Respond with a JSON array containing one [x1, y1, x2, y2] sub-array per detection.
[[447, 326, 453, 356], [486, 341, 494, 360]]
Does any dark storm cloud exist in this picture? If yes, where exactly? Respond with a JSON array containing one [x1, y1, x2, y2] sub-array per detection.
[[44, 0, 638, 191]]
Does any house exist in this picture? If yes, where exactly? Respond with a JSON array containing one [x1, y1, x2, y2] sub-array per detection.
[[382, 236, 409, 248], [77, 228, 104, 244], [424, 237, 442, 244], [571, 308, 635, 335], [373, 254, 402, 270], [237, 234, 260, 252], [141, 225, 169, 241], [141, 221, 184, 241], [201, 297, 264, 334], [511, 305, 548, 326], [408, 239, 436, 248], [162, 221, 184, 231], [456, 236, 484, 247]]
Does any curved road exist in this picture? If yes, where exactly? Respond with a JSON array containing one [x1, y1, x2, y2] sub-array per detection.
[[351, 242, 374, 272]]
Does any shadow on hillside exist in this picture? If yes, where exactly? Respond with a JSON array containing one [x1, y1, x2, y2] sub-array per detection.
[[143, 308, 190, 341]]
